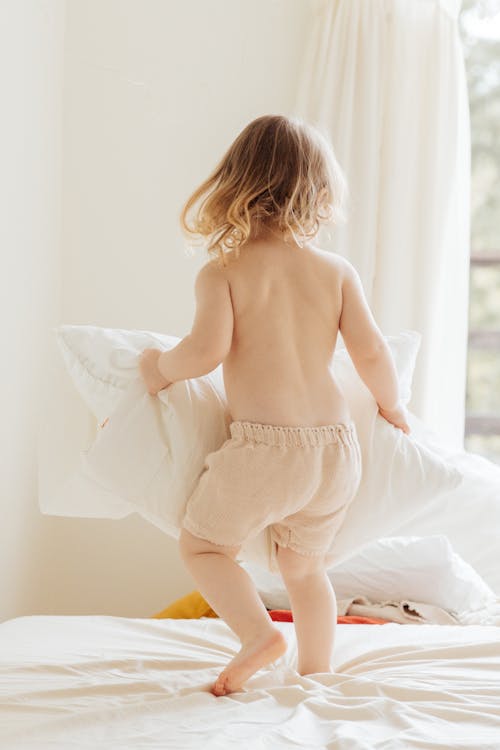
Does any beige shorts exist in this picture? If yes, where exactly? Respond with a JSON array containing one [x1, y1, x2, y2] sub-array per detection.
[[182, 419, 362, 558]]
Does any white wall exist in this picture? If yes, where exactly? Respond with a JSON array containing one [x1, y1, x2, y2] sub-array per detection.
[[0, 1, 65, 622], [2, 0, 312, 621]]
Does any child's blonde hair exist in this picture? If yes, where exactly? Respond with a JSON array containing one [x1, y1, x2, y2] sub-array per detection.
[[179, 114, 348, 267]]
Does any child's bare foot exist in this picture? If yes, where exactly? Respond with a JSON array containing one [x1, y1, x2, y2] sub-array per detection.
[[210, 627, 287, 696]]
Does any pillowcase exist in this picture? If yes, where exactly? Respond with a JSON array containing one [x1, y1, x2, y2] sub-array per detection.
[[80, 374, 230, 536], [241, 535, 497, 616], [54, 325, 192, 424], [47, 324, 462, 574]]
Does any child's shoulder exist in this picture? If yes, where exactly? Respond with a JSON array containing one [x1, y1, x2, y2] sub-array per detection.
[[309, 245, 350, 273], [193, 257, 229, 292], [199, 250, 244, 279]]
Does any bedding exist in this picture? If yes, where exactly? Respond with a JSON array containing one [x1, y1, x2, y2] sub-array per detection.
[[2, 614, 499, 748], [42, 325, 461, 575], [153, 590, 387, 624], [151, 589, 390, 625], [151, 588, 463, 627]]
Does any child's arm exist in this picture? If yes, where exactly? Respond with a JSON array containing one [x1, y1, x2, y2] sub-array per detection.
[[338, 259, 402, 414], [157, 261, 233, 383]]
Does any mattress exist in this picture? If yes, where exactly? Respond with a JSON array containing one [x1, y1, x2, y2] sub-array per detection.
[[1, 614, 499, 749]]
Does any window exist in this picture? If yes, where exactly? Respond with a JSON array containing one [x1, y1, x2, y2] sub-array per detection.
[[459, 0, 500, 465]]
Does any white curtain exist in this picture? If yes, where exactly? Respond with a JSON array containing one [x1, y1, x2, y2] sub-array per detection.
[[295, 0, 470, 450]]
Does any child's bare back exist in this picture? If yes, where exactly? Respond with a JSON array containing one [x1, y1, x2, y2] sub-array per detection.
[[219, 236, 351, 427], [215, 230, 409, 433]]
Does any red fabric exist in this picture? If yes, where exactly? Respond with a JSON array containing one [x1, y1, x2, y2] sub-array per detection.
[[268, 609, 390, 625]]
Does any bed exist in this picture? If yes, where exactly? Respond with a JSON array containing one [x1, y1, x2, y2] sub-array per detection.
[[2, 613, 499, 749], [10, 325, 497, 747]]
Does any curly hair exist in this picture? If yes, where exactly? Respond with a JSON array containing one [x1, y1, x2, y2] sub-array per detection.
[[179, 114, 348, 267]]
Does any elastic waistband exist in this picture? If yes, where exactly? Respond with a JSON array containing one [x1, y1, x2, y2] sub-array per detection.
[[229, 419, 358, 448]]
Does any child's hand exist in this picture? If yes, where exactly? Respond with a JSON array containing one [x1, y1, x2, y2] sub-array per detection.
[[138, 348, 173, 396], [378, 402, 411, 435]]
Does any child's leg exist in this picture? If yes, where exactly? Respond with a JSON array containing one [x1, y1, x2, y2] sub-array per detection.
[[275, 543, 337, 675], [179, 527, 287, 695], [179, 527, 277, 643]]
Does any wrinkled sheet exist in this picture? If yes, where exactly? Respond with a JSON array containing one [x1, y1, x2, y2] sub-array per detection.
[[1, 615, 499, 749]]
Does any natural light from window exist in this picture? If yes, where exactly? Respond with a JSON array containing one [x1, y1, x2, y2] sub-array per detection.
[[460, 0, 500, 465]]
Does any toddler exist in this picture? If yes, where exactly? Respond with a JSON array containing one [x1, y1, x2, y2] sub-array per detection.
[[138, 114, 410, 697]]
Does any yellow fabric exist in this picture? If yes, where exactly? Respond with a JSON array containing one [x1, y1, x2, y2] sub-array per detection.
[[152, 590, 219, 619]]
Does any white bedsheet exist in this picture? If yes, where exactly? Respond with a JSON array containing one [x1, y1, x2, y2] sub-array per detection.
[[1, 615, 499, 749]]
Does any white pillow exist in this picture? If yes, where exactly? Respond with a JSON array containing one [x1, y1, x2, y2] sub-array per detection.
[[54, 325, 191, 424], [384, 411, 500, 597], [241, 535, 497, 616], [48, 325, 462, 574], [80, 375, 230, 535]]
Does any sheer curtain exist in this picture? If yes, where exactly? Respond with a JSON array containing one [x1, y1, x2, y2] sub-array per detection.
[[296, 0, 470, 449]]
